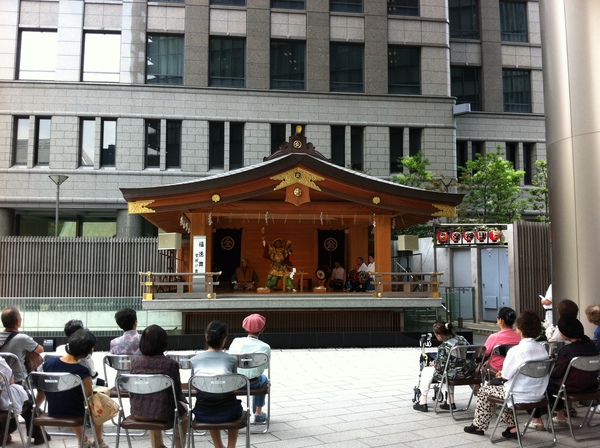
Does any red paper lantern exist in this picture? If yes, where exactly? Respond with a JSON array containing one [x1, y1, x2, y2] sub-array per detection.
[[489, 229, 502, 242], [476, 230, 487, 242], [463, 231, 474, 243], [437, 231, 449, 243], [450, 231, 462, 243]]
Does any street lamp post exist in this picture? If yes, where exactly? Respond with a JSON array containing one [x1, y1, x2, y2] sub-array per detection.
[[49, 175, 68, 237]]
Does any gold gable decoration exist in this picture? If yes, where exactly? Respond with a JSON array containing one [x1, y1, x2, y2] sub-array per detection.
[[271, 168, 324, 191], [431, 203, 457, 218], [128, 200, 155, 214]]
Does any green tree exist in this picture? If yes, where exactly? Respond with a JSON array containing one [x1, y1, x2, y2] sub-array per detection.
[[529, 159, 550, 222], [391, 150, 434, 188], [459, 147, 527, 223]]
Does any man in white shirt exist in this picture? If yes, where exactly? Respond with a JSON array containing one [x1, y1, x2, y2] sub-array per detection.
[[228, 314, 271, 424], [330, 261, 346, 291]]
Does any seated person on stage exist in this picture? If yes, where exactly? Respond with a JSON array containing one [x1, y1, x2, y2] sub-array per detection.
[[529, 315, 599, 429], [55, 319, 105, 386], [329, 261, 346, 291], [231, 258, 259, 291], [228, 314, 270, 424], [483, 307, 521, 378], [366, 254, 375, 291], [109, 308, 141, 355], [348, 257, 368, 292]]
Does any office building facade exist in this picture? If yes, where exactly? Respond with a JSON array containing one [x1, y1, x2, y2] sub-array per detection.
[[0, 0, 545, 237]]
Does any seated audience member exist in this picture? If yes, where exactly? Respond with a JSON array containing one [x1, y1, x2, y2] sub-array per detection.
[[191, 321, 242, 448], [584, 304, 600, 351], [231, 258, 259, 291], [228, 314, 271, 424], [464, 310, 549, 438], [329, 261, 346, 291], [547, 299, 579, 343], [43, 329, 109, 448], [0, 357, 28, 442], [483, 307, 521, 378], [528, 316, 599, 429], [130, 325, 188, 448], [55, 319, 104, 386], [0, 306, 46, 444], [109, 308, 141, 355], [413, 320, 474, 412]]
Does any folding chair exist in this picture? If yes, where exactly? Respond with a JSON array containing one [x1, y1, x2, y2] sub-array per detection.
[[550, 354, 600, 441], [0, 353, 25, 383], [434, 344, 486, 420], [483, 344, 517, 384], [0, 370, 26, 447], [115, 373, 185, 448], [187, 373, 250, 448], [27, 371, 99, 448], [103, 355, 139, 397], [489, 359, 556, 448], [540, 341, 565, 358], [235, 352, 271, 433]]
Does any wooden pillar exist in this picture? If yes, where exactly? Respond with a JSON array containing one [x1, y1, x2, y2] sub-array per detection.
[[348, 225, 368, 269], [374, 215, 392, 292]]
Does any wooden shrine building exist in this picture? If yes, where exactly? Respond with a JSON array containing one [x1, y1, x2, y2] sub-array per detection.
[[120, 131, 465, 347]]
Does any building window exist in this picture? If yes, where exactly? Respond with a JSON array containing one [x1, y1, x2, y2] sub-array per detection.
[[388, 46, 420, 94], [271, 124, 286, 154], [80, 119, 96, 167], [523, 142, 534, 185], [18, 30, 57, 80], [505, 142, 517, 168], [270, 40, 306, 90], [390, 127, 403, 173], [83, 33, 121, 82], [456, 140, 468, 178], [166, 121, 182, 169], [387, 0, 419, 16], [451, 66, 482, 111], [101, 119, 117, 167], [503, 69, 531, 112], [449, 0, 480, 39], [331, 125, 345, 167], [330, 43, 364, 93], [145, 119, 160, 168], [146, 34, 184, 85], [350, 126, 363, 171], [209, 121, 225, 169], [330, 0, 363, 13], [500, 1, 528, 42], [34, 117, 51, 166], [211, 0, 246, 5], [409, 128, 422, 156], [271, 0, 305, 9], [13, 117, 29, 166], [209, 37, 245, 87], [229, 122, 245, 170]]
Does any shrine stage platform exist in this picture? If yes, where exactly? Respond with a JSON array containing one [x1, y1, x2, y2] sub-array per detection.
[[140, 292, 472, 349]]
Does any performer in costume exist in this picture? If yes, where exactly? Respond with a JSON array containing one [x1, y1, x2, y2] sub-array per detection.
[[261, 228, 296, 291]]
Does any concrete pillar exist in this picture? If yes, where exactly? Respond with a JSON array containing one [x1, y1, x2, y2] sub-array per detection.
[[116, 210, 144, 237], [0, 208, 15, 235], [539, 1, 600, 334]]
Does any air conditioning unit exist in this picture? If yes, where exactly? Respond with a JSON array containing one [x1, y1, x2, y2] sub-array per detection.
[[397, 235, 419, 251], [158, 232, 182, 250]]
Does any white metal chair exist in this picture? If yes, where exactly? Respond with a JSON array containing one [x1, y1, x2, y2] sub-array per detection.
[[540, 341, 565, 358], [27, 371, 99, 448], [550, 354, 600, 441], [0, 370, 26, 447], [235, 352, 271, 433], [115, 373, 185, 448], [187, 373, 250, 448], [434, 344, 486, 420], [488, 359, 556, 448], [103, 354, 139, 397]]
